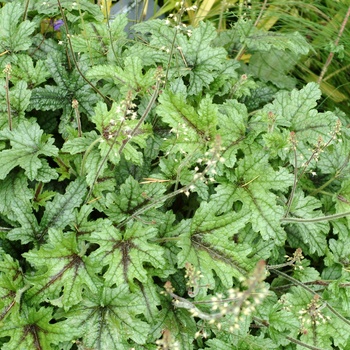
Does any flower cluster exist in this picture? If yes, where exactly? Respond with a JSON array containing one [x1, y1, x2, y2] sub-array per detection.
[[164, 1, 197, 35], [302, 119, 342, 168], [155, 329, 180, 350], [2, 63, 11, 75], [193, 142, 226, 183], [298, 295, 331, 335], [102, 95, 137, 141], [163, 261, 268, 335], [185, 262, 203, 297]]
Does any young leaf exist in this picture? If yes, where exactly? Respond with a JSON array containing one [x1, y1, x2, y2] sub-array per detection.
[[0, 121, 58, 181], [7, 197, 40, 244], [37, 177, 87, 239], [87, 56, 156, 96]]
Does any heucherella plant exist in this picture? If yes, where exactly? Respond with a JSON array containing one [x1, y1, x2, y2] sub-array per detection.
[[0, 1, 350, 349]]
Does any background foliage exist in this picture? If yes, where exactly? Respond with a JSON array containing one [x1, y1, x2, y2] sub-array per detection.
[[0, 0, 350, 349]]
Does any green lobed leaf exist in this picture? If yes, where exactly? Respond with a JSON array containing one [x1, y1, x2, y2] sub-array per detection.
[[246, 30, 311, 55], [0, 305, 78, 350], [23, 229, 98, 310], [37, 177, 87, 240], [60, 284, 151, 348], [261, 82, 321, 127], [133, 20, 227, 95], [134, 278, 162, 323], [228, 145, 293, 245], [318, 138, 350, 176], [29, 85, 67, 111], [232, 19, 310, 55], [152, 306, 196, 350], [0, 172, 32, 222], [87, 221, 166, 286], [335, 178, 350, 228], [0, 253, 25, 323], [6, 81, 32, 120], [285, 190, 329, 255], [284, 286, 350, 349], [0, 121, 59, 181], [7, 197, 40, 244], [10, 55, 50, 87], [176, 21, 228, 95], [87, 56, 156, 96], [249, 49, 298, 89], [35, 0, 104, 19], [235, 336, 279, 350], [156, 90, 213, 150], [0, 3, 36, 52], [268, 309, 300, 345], [217, 100, 248, 168], [0, 9, 350, 350], [30, 52, 99, 124], [105, 175, 166, 223], [176, 201, 253, 290], [70, 14, 127, 65]]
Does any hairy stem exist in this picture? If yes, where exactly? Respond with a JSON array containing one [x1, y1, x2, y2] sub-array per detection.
[[85, 81, 160, 203], [72, 99, 82, 137], [118, 77, 161, 155], [80, 137, 102, 177], [23, 0, 30, 21], [116, 136, 222, 229], [281, 210, 350, 223], [317, 6, 350, 84], [269, 268, 350, 327], [235, 0, 268, 61], [4, 64, 12, 130], [56, 0, 111, 107], [253, 317, 328, 350], [284, 134, 298, 217]]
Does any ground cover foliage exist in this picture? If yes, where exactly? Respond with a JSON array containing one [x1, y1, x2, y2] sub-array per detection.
[[148, 0, 350, 115], [0, 1, 350, 349]]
